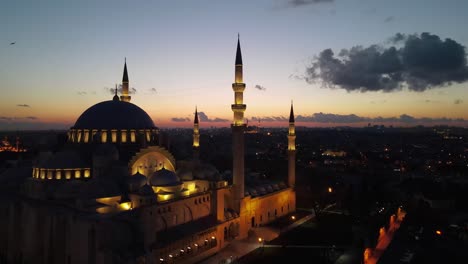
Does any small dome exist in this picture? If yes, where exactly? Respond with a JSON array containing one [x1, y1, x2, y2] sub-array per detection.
[[39, 150, 87, 169], [148, 167, 180, 186], [138, 184, 155, 196], [72, 100, 156, 130], [127, 171, 147, 192], [193, 164, 219, 180], [176, 168, 193, 181]]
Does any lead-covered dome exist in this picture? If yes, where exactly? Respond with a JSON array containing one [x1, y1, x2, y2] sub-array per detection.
[[149, 168, 181, 186], [72, 100, 155, 130]]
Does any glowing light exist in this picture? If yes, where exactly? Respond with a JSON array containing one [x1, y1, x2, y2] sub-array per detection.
[[291, 216, 296, 220], [436, 230, 442, 235], [258, 237, 263, 243], [211, 236, 216, 240], [120, 202, 132, 210], [328, 187, 333, 193]]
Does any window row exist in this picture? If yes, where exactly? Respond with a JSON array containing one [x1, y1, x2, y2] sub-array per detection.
[[32, 167, 91, 180], [68, 129, 157, 144]]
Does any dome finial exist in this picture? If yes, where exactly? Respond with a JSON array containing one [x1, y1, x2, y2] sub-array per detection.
[[113, 84, 119, 101]]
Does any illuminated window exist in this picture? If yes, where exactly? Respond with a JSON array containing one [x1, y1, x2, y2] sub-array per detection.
[[75, 170, 81, 179], [84, 169, 91, 178], [130, 131, 136, 142], [146, 131, 151, 142], [111, 130, 117, 143], [65, 170, 72, 179], [101, 130, 107, 143], [47, 170, 53, 180], [84, 130, 89, 143], [76, 130, 82, 143], [121, 130, 127, 143], [56, 170, 62, 180]]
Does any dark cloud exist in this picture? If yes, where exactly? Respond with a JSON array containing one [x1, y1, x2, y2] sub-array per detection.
[[77, 91, 87, 95], [287, 0, 333, 7], [305, 32, 468, 92], [454, 99, 463, 104], [198, 112, 228, 122], [149, 88, 157, 94], [0, 116, 13, 121], [252, 112, 467, 125], [384, 16, 394, 23], [0, 116, 39, 121], [254, 84, 266, 91], [16, 104, 30, 107], [105, 84, 137, 95], [171, 117, 190, 122]]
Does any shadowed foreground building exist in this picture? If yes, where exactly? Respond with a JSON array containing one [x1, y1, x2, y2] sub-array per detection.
[[0, 38, 296, 264]]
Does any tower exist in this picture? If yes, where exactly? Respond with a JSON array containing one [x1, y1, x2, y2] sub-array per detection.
[[120, 58, 131, 102], [232, 35, 246, 202], [193, 107, 200, 159], [288, 102, 296, 188]]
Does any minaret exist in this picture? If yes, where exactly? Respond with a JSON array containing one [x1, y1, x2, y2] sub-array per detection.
[[232, 35, 247, 202], [288, 102, 296, 188], [120, 58, 131, 102], [193, 106, 200, 159]]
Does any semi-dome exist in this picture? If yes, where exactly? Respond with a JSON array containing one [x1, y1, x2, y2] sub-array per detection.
[[72, 100, 155, 130], [148, 168, 181, 186]]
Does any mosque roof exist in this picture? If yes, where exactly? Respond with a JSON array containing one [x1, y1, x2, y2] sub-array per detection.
[[72, 100, 155, 130], [148, 167, 181, 186]]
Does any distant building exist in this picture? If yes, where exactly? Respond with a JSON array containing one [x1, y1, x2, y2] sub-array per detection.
[[0, 38, 296, 264]]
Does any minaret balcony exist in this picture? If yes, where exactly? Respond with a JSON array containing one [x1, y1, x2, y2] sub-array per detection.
[[232, 83, 246, 92], [231, 104, 246, 111]]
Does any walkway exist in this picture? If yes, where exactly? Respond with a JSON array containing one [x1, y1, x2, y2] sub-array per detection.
[[199, 212, 314, 264]]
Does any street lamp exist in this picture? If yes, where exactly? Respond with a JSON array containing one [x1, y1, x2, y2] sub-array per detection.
[[291, 215, 296, 220]]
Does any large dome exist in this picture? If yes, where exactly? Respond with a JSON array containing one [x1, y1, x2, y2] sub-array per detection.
[[72, 100, 155, 130]]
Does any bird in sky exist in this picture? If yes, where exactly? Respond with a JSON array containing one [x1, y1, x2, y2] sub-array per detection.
[[10, 42, 16, 45]]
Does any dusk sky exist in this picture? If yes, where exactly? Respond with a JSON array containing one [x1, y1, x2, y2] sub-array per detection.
[[1, 0, 468, 130]]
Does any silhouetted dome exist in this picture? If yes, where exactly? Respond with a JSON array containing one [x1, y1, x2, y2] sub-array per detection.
[[127, 171, 147, 192], [72, 100, 155, 130], [148, 168, 180, 186], [39, 150, 87, 169], [138, 184, 155, 196], [176, 168, 193, 181], [193, 164, 220, 180]]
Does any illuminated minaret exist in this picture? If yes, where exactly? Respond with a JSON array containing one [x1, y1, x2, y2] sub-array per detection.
[[120, 58, 131, 102], [288, 102, 296, 188], [193, 106, 200, 159], [232, 35, 246, 201]]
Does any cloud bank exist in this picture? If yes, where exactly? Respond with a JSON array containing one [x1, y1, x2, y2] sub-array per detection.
[[251, 112, 467, 125], [171, 111, 228, 123], [287, 0, 334, 7], [305, 33, 468, 92]]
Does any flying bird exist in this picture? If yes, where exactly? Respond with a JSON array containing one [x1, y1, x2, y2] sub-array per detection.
[[10, 42, 16, 45]]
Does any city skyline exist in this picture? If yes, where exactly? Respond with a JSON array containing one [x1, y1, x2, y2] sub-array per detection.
[[1, 0, 468, 130]]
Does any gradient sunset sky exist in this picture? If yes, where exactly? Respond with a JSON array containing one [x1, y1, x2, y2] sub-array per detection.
[[1, 0, 467, 130]]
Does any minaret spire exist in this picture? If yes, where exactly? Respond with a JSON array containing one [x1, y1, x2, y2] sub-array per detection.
[[193, 106, 200, 160], [231, 36, 247, 205], [120, 58, 131, 102], [288, 101, 296, 188]]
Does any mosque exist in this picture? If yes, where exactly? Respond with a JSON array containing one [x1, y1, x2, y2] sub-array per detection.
[[0, 38, 296, 264]]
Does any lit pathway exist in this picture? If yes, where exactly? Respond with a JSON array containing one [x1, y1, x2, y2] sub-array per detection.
[[198, 212, 314, 264]]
